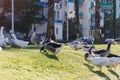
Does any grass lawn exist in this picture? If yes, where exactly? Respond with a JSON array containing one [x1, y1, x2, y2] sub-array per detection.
[[0, 44, 120, 80]]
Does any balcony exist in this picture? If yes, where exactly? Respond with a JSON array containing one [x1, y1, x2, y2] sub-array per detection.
[[91, 2, 95, 7], [55, 3, 61, 9], [80, 23, 83, 29], [91, 13, 95, 18], [55, 20, 63, 23], [101, 2, 113, 9], [68, 0, 74, 3], [39, 1, 48, 7], [78, 0, 84, 5], [90, 24, 95, 29], [34, 15, 46, 23], [79, 12, 83, 17]]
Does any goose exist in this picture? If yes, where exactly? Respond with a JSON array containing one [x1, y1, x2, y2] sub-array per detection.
[[108, 57, 120, 70], [89, 42, 113, 57], [86, 57, 109, 71], [10, 33, 29, 48], [68, 40, 83, 50], [107, 53, 120, 58], [83, 45, 97, 52], [85, 55, 120, 71], [30, 30, 39, 45], [68, 33, 84, 50], [40, 29, 62, 55], [85, 56, 120, 71], [0, 26, 7, 47], [0, 47, 2, 51]]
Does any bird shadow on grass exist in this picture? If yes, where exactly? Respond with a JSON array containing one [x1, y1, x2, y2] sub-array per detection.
[[2, 46, 20, 50], [25, 45, 40, 50], [84, 63, 111, 80], [40, 50, 59, 61], [108, 70, 120, 80]]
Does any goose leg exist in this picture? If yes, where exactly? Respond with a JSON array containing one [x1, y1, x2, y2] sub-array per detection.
[[99, 66, 103, 72], [108, 66, 112, 70], [113, 66, 117, 71], [40, 46, 44, 53]]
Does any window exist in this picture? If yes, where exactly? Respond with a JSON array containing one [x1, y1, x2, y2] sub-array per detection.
[[57, 11, 59, 19], [56, 28, 58, 35], [55, 11, 60, 19]]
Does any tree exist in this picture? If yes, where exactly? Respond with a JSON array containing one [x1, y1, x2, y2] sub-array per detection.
[[46, 0, 55, 41], [104, 13, 113, 38], [3, 0, 33, 32], [74, 0, 80, 38], [113, 0, 116, 38], [3, 0, 43, 33], [94, 0, 101, 43], [116, 16, 120, 37]]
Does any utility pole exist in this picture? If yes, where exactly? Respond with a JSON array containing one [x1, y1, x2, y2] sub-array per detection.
[[113, 0, 116, 39], [66, 0, 69, 41], [12, 0, 14, 33]]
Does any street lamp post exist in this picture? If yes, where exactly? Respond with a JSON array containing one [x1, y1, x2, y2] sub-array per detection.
[[66, 0, 69, 41], [11, 0, 14, 33]]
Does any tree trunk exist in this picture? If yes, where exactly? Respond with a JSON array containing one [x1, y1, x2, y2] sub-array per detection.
[[74, 0, 80, 38], [94, 0, 101, 43], [113, 0, 116, 39], [46, 0, 55, 41]]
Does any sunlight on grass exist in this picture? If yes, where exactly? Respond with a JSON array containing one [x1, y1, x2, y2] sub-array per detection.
[[0, 44, 120, 80]]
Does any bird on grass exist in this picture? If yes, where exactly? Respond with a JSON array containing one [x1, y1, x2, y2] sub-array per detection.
[[40, 29, 62, 55], [85, 57, 120, 72], [10, 33, 29, 48], [89, 41, 113, 57]]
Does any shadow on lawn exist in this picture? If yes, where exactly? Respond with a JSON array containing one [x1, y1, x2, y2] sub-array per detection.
[[108, 70, 120, 80], [25, 45, 40, 50], [84, 63, 111, 80], [2, 46, 20, 50], [41, 50, 59, 61]]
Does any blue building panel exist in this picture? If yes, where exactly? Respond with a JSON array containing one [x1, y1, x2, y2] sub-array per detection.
[[91, 2, 95, 7], [44, 19, 48, 22], [78, 0, 83, 5], [79, 12, 83, 17], [90, 25, 95, 29], [68, 0, 74, 3], [80, 24, 83, 29], [44, 19, 63, 23], [91, 13, 95, 18], [55, 20, 63, 23], [39, 2, 48, 7]]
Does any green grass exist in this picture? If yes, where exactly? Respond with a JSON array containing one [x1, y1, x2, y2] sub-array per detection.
[[0, 44, 120, 80]]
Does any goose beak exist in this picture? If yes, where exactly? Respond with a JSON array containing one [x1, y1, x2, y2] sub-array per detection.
[[91, 53, 96, 57]]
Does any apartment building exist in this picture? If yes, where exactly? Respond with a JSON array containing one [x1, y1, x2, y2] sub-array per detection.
[[34, 0, 63, 40], [79, 0, 95, 37], [116, 0, 120, 18], [100, 0, 120, 25], [36, 0, 96, 40]]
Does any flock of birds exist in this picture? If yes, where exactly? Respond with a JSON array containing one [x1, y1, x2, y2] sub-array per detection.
[[0, 26, 42, 49], [0, 26, 120, 72], [0, 26, 29, 49], [69, 38, 120, 72], [0, 26, 62, 55]]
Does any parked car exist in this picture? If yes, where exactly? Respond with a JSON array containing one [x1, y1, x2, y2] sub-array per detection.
[[80, 36, 94, 44], [104, 38, 114, 44]]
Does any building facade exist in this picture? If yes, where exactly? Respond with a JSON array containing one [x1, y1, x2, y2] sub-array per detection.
[[34, 0, 96, 40], [78, 0, 95, 37], [34, 0, 63, 40]]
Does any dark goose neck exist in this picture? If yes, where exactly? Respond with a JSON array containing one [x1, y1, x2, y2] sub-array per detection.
[[106, 43, 112, 51], [88, 46, 95, 54], [45, 29, 53, 43]]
